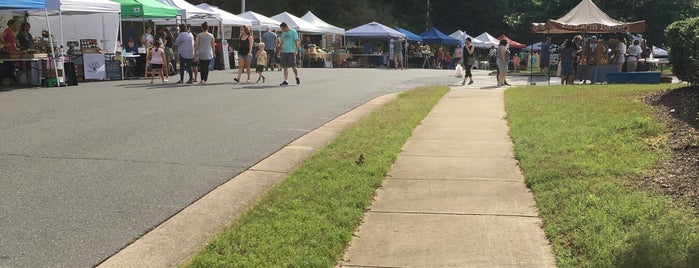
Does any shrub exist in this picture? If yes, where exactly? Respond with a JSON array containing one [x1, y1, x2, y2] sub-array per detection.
[[665, 17, 699, 84]]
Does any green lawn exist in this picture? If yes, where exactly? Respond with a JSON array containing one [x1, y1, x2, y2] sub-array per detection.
[[183, 86, 449, 267], [505, 84, 699, 267]]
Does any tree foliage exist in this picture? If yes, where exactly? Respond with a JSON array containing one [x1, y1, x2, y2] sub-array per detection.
[[198, 0, 696, 45], [665, 17, 699, 84]]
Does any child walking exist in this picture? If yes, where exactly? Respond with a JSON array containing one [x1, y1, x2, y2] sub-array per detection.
[[255, 43, 267, 83], [148, 41, 166, 84]]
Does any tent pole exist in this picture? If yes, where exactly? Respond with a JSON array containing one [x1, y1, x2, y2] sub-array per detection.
[[44, 8, 60, 87], [120, 13, 124, 80], [547, 29, 550, 86]]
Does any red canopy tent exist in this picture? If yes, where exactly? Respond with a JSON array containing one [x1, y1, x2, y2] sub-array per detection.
[[498, 34, 527, 49]]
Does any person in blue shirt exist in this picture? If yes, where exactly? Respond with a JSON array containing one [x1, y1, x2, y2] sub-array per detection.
[[278, 22, 300, 86], [540, 37, 551, 74], [261, 27, 277, 71]]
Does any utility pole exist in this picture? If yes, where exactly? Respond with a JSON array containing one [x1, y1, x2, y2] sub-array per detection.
[[426, 0, 431, 30], [241, 0, 246, 13]]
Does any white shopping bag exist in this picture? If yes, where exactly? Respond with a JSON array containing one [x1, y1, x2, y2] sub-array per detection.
[[455, 64, 463, 78]]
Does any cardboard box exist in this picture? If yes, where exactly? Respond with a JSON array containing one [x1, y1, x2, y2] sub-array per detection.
[[44, 69, 63, 78]]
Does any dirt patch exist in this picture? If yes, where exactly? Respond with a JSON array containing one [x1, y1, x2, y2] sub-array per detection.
[[643, 85, 699, 211]]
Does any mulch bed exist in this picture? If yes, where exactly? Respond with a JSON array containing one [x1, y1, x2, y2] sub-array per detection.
[[643, 85, 699, 212]]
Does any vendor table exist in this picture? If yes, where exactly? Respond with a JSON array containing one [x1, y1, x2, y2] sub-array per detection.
[[304, 53, 332, 68], [639, 58, 669, 73], [121, 54, 140, 79], [1, 58, 45, 86], [347, 54, 386, 68], [576, 65, 619, 83]]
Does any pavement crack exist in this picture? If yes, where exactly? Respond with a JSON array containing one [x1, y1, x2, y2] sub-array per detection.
[[0, 153, 236, 169], [367, 210, 540, 219]]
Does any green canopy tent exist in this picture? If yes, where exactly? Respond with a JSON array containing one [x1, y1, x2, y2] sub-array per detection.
[[110, 0, 179, 79], [111, 0, 179, 18]]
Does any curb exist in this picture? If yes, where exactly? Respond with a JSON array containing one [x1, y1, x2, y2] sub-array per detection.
[[97, 93, 399, 268]]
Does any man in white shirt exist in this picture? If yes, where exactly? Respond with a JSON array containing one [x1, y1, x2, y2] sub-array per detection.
[[626, 39, 643, 72], [175, 24, 195, 84]]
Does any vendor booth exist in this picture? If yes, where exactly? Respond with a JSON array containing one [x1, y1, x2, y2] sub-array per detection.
[[112, 0, 178, 78], [1, 0, 121, 86], [344, 21, 406, 68], [532, 0, 646, 83], [271, 12, 326, 67]]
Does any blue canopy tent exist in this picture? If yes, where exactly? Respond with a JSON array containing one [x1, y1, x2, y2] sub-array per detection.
[[420, 27, 459, 45], [1, 0, 61, 86], [345, 22, 406, 68], [1, 0, 46, 9], [396, 27, 422, 42]]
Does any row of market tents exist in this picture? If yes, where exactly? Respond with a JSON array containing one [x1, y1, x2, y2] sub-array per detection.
[[356, 23, 527, 50], [7, 0, 661, 58], [2, 0, 531, 53], [0, 0, 348, 54]]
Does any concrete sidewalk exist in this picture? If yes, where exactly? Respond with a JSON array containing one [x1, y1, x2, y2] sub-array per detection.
[[338, 86, 557, 267]]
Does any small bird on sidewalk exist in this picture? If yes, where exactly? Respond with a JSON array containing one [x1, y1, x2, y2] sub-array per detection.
[[355, 154, 365, 166]]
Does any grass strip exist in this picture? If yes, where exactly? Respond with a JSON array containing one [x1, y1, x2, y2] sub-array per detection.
[[184, 86, 449, 267], [505, 84, 699, 267]]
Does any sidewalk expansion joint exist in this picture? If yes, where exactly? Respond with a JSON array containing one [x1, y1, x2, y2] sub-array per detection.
[[0, 153, 236, 169], [385, 177, 522, 183], [340, 264, 405, 268], [367, 210, 540, 219], [397, 154, 513, 159], [408, 138, 509, 142]]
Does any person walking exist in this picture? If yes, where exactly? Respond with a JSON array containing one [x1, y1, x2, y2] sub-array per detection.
[[393, 39, 404, 69], [452, 45, 462, 69], [255, 43, 267, 83], [262, 27, 277, 71], [539, 37, 551, 75], [279, 22, 300, 86], [460, 37, 476, 85], [174, 24, 195, 84], [560, 39, 576, 85], [147, 40, 166, 84], [195, 22, 215, 85], [234, 25, 253, 83], [496, 39, 510, 87]]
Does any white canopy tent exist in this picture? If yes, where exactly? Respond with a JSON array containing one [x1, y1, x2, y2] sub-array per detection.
[[158, 0, 217, 20], [26, 0, 121, 53], [191, 4, 252, 39], [238, 11, 282, 32], [271, 12, 323, 33], [474, 32, 499, 49], [300, 11, 345, 49], [193, 4, 251, 26], [300, 11, 344, 35], [449, 30, 485, 48], [238, 11, 282, 40]]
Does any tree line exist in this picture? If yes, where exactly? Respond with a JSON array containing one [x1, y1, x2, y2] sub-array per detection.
[[199, 0, 698, 46]]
